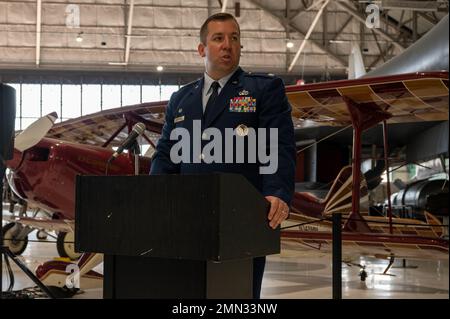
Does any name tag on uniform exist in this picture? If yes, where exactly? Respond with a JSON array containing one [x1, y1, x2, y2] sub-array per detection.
[[174, 115, 185, 123], [229, 96, 256, 113]]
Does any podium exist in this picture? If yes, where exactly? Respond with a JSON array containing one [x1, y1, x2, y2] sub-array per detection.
[[75, 173, 279, 298]]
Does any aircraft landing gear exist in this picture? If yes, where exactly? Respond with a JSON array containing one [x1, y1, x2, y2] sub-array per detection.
[[359, 266, 368, 281], [2, 222, 31, 255], [57, 231, 82, 260], [382, 255, 396, 276], [36, 230, 48, 240], [344, 261, 369, 281]]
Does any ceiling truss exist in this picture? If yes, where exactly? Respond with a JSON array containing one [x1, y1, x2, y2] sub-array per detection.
[[0, 0, 447, 83]]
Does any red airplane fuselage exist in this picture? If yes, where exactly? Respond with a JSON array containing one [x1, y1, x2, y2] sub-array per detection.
[[6, 138, 151, 220]]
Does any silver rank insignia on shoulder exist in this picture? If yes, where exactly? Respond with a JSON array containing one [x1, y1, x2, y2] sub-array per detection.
[[235, 124, 249, 137], [239, 89, 249, 96]]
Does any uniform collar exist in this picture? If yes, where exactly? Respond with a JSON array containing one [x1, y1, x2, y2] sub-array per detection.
[[203, 67, 240, 93]]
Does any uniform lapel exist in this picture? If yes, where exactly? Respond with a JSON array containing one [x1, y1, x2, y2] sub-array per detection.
[[204, 67, 244, 128], [180, 78, 204, 121]]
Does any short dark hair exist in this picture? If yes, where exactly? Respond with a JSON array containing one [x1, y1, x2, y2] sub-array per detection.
[[200, 12, 240, 45]]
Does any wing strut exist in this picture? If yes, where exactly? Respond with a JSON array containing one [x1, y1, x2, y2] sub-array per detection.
[[382, 121, 394, 234], [342, 97, 392, 232]]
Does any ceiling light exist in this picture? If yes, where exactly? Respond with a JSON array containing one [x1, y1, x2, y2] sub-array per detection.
[[286, 41, 294, 48], [329, 40, 347, 44], [76, 32, 84, 43], [156, 65, 164, 72]]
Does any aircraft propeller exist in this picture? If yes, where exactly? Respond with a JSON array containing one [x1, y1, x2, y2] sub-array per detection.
[[14, 112, 58, 152]]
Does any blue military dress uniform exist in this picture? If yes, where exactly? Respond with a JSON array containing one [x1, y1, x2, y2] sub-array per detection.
[[150, 67, 296, 298]]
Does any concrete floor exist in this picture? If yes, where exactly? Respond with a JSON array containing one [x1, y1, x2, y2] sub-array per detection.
[[263, 241, 449, 299], [2, 225, 448, 299]]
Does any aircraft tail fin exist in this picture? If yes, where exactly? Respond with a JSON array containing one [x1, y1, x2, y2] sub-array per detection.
[[322, 165, 368, 216], [348, 42, 366, 79], [322, 165, 372, 232], [290, 166, 369, 223]]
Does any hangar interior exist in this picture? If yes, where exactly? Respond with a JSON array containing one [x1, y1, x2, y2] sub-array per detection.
[[1, 0, 449, 299]]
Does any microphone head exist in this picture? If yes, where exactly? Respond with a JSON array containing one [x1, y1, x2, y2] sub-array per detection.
[[133, 122, 146, 135]]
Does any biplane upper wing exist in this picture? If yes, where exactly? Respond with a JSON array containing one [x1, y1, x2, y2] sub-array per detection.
[[43, 72, 448, 146], [45, 101, 167, 147], [285, 71, 449, 128]]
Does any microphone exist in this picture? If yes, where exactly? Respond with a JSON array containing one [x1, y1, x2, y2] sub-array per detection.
[[110, 122, 146, 160]]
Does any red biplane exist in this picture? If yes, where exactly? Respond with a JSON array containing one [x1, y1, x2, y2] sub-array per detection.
[[2, 69, 447, 291]]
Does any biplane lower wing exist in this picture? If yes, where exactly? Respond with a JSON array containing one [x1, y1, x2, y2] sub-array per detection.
[[281, 230, 449, 261]]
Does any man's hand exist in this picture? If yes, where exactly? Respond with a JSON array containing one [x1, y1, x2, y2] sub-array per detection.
[[265, 196, 289, 229]]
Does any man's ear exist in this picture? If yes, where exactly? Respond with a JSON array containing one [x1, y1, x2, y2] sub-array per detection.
[[198, 43, 206, 57]]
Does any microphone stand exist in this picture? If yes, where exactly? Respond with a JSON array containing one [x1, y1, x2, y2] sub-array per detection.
[[1, 157, 55, 299], [130, 141, 140, 176]]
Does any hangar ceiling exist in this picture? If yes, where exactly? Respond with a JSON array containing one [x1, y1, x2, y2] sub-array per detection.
[[0, 0, 448, 84]]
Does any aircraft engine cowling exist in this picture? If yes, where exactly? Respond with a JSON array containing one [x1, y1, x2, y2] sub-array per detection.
[[388, 178, 449, 219]]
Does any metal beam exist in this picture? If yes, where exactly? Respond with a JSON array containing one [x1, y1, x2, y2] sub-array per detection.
[[208, 0, 214, 17], [285, 0, 292, 71], [417, 12, 438, 25], [368, 43, 394, 69], [323, 5, 328, 47], [289, 0, 328, 22], [221, 0, 228, 12], [371, 29, 386, 63], [248, 0, 347, 67], [412, 11, 418, 41], [288, 0, 330, 72], [382, 8, 414, 38], [330, 15, 353, 41], [35, 0, 42, 66], [335, 1, 407, 51], [124, 0, 135, 65], [382, 0, 439, 12], [359, 3, 365, 55]]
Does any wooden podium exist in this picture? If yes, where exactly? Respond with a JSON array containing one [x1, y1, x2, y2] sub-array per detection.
[[75, 173, 279, 298]]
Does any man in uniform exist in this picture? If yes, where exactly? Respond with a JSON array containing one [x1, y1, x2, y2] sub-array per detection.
[[150, 12, 296, 299]]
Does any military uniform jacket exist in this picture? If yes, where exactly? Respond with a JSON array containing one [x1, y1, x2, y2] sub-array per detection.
[[150, 67, 296, 205]]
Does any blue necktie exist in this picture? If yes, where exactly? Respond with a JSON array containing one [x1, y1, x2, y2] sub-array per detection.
[[204, 81, 220, 120]]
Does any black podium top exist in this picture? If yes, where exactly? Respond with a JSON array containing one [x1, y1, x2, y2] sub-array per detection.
[[75, 173, 279, 261]]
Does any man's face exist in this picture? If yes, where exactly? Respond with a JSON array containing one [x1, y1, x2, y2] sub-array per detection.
[[198, 19, 241, 80]]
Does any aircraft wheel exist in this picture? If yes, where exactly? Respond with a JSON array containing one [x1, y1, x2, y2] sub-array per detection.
[[36, 230, 48, 240], [2, 222, 28, 255], [57, 232, 82, 260]]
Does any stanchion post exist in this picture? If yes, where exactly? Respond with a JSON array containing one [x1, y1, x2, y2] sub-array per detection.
[[332, 213, 342, 299]]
